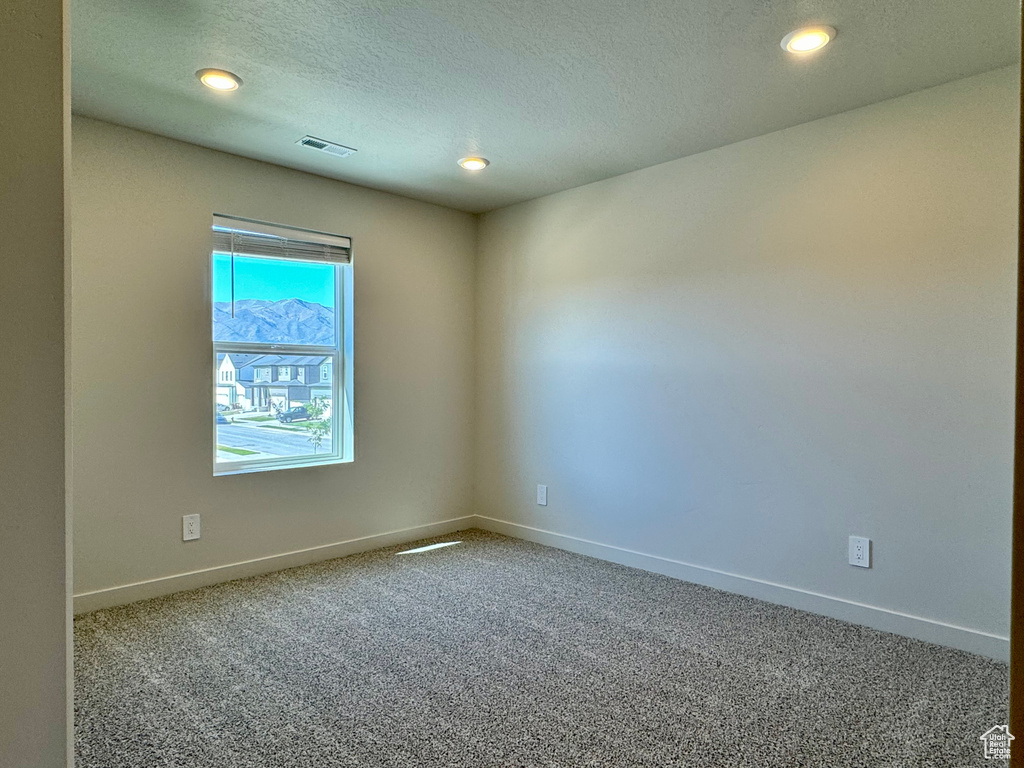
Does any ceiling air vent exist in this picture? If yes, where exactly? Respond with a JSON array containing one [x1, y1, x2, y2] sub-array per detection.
[[297, 135, 357, 159]]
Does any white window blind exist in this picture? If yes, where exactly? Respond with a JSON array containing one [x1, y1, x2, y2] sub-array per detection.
[[212, 214, 352, 264]]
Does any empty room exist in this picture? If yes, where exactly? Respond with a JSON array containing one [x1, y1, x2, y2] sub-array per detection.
[[3, 0, 1024, 766]]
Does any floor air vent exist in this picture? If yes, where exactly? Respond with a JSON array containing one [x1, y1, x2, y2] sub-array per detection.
[[297, 136, 357, 159]]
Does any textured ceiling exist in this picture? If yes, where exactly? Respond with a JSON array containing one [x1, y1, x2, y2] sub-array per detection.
[[71, 0, 1020, 213]]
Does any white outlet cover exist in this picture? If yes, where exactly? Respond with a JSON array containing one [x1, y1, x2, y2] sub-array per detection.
[[848, 536, 870, 568], [537, 484, 548, 506], [183, 514, 201, 541]]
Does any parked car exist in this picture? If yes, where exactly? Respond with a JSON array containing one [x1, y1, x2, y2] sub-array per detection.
[[216, 403, 230, 412], [277, 406, 310, 423], [216, 413, 229, 424]]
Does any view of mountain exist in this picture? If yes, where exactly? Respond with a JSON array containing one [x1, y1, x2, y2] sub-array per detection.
[[213, 298, 335, 345]]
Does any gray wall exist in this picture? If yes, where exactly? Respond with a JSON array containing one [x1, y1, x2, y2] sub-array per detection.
[[475, 67, 1019, 657], [71, 118, 477, 601], [0, 0, 72, 765]]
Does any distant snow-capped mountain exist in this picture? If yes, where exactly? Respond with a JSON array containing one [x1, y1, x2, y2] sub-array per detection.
[[213, 298, 334, 345]]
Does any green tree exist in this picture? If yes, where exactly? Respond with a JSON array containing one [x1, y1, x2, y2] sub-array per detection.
[[304, 397, 332, 454]]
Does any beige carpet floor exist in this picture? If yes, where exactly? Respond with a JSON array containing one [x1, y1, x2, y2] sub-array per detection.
[[75, 529, 1009, 767]]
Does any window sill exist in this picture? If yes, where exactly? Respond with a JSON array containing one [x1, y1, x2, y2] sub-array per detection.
[[214, 455, 352, 477]]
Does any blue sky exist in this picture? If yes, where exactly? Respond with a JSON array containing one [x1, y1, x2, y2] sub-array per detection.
[[213, 254, 335, 307]]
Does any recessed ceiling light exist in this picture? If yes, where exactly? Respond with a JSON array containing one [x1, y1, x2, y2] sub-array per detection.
[[196, 68, 242, 91], [781, 26, 836, 54], [458, 157, 490, 171]]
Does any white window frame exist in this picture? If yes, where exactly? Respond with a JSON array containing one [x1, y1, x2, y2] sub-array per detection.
[[212, 215, 354, 476], [278, 365, 291, 380]]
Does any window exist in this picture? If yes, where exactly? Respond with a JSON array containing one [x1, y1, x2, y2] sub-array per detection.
[[211, 215, 354, 475], [321, 363, 330, 381]]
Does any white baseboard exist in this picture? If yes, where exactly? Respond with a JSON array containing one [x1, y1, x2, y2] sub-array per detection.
[[73, 516, 476, 615], [74, 513, 1010, 662], [473, 515, 1010, 662]]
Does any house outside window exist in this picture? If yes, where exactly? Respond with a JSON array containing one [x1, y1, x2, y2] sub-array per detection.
[[212, 214, 354, 475]]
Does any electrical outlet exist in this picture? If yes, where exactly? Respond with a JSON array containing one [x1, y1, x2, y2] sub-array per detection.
[[183, 514, 201, 541], [848, 536, 870, 568], [537, 484, 548, 506]]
